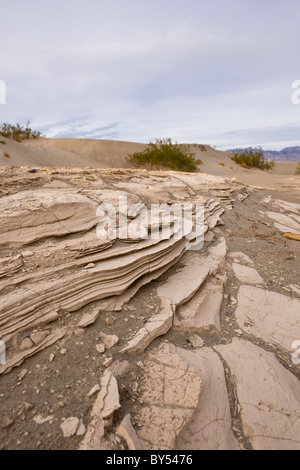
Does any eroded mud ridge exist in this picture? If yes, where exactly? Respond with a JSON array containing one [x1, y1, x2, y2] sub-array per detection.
[[0, 166, 299, 450]]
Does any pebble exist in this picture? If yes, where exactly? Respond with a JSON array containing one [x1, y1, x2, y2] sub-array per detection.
[[187, 334, 205, 349], [96, 343, 105, 354], [19, 337, 34, 351], [18, 369, 28, 381], [126, 305, 136, 311], [30, 330, 49, 345], [22, 402, 34, 411], [1, 417, 14, 429], [84, 263, 95, 269], [60, 417, 79, 438], [100, 333, 119, 349], [234, 329, 243, 336], [74, 328, 85, 337]]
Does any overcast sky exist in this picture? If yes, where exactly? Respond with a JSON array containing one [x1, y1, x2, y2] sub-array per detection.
[[0, 0, 299, 150]]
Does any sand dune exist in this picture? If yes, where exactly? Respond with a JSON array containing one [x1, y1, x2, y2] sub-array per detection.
[[0, 137, 146, 168], [0, 137, 299, 189]]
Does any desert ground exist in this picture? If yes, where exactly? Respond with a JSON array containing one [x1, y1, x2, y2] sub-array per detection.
[[0, 138, 299, 450]]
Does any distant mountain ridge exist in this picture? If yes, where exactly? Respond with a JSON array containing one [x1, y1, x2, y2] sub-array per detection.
[[226, 146, 300, 162]]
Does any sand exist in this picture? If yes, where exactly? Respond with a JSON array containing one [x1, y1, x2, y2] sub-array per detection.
[[0, 137, 299, 191]]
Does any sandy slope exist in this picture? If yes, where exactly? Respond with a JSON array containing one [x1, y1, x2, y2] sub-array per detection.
[[0, 137, 146, 168], [0, 137, 299, 189]]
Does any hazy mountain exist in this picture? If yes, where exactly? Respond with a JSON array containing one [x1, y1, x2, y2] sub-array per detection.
[[226, 146, 300, 162]]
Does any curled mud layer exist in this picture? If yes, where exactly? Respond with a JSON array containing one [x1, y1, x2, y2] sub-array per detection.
[[0, 166, 299, 450]]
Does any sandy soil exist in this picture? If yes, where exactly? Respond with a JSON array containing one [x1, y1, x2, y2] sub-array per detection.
[[1, 137, 299, 190]]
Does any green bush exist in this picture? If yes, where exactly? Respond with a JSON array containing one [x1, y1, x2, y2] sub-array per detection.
[[0, 121, 43, 142], [295, 163, 300, 175], [198, 144, 207, 152], [127, 138, 202, 172], [231, 147, 275, 170], [0, 140, 6, 145]]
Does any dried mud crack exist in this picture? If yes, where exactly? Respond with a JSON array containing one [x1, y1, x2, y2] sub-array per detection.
[[0, 166, 299, 450]]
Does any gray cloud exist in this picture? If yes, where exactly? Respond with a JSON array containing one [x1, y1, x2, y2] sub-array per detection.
[[0, 0, 299, 150]]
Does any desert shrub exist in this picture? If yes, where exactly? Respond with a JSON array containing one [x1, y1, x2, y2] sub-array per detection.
[[295, 163, 300, 175], [231, 147, 275, 170], [0, 140, 6, 145], [198, 144, 207, 151], [127, 138, 202, 172], [0, 121, 43, 142], [3, 152, 10, 158]]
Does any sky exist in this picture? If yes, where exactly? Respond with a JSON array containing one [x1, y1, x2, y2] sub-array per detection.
[[0, 0, 299, 150]]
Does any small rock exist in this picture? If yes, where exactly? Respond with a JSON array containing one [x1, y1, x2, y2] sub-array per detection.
[[30, 330, 49, 345], [105, 317, 115, 326], [22, 402, 34, 411], [232, 263, 263, 285], [96, 343, 105, 354], [108, 360, 130, 377], [126, 305, 136, 312], [19, 337, 34, 351], [60, 417, 80, 437], [1, 417, 14, 429], [60, 349, 67, 355], [77, 309, 99, 328], [100, 333, 119, 349], [49, 353, 55, 362], [84, 263, 95, 269], [21, 250, 34, 257], [18, 369, 28, 381], [74, 328, 85, 337], [234, 329, 243, 336], [187, 334, 205, 349], [33, 414, 53, 424]]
